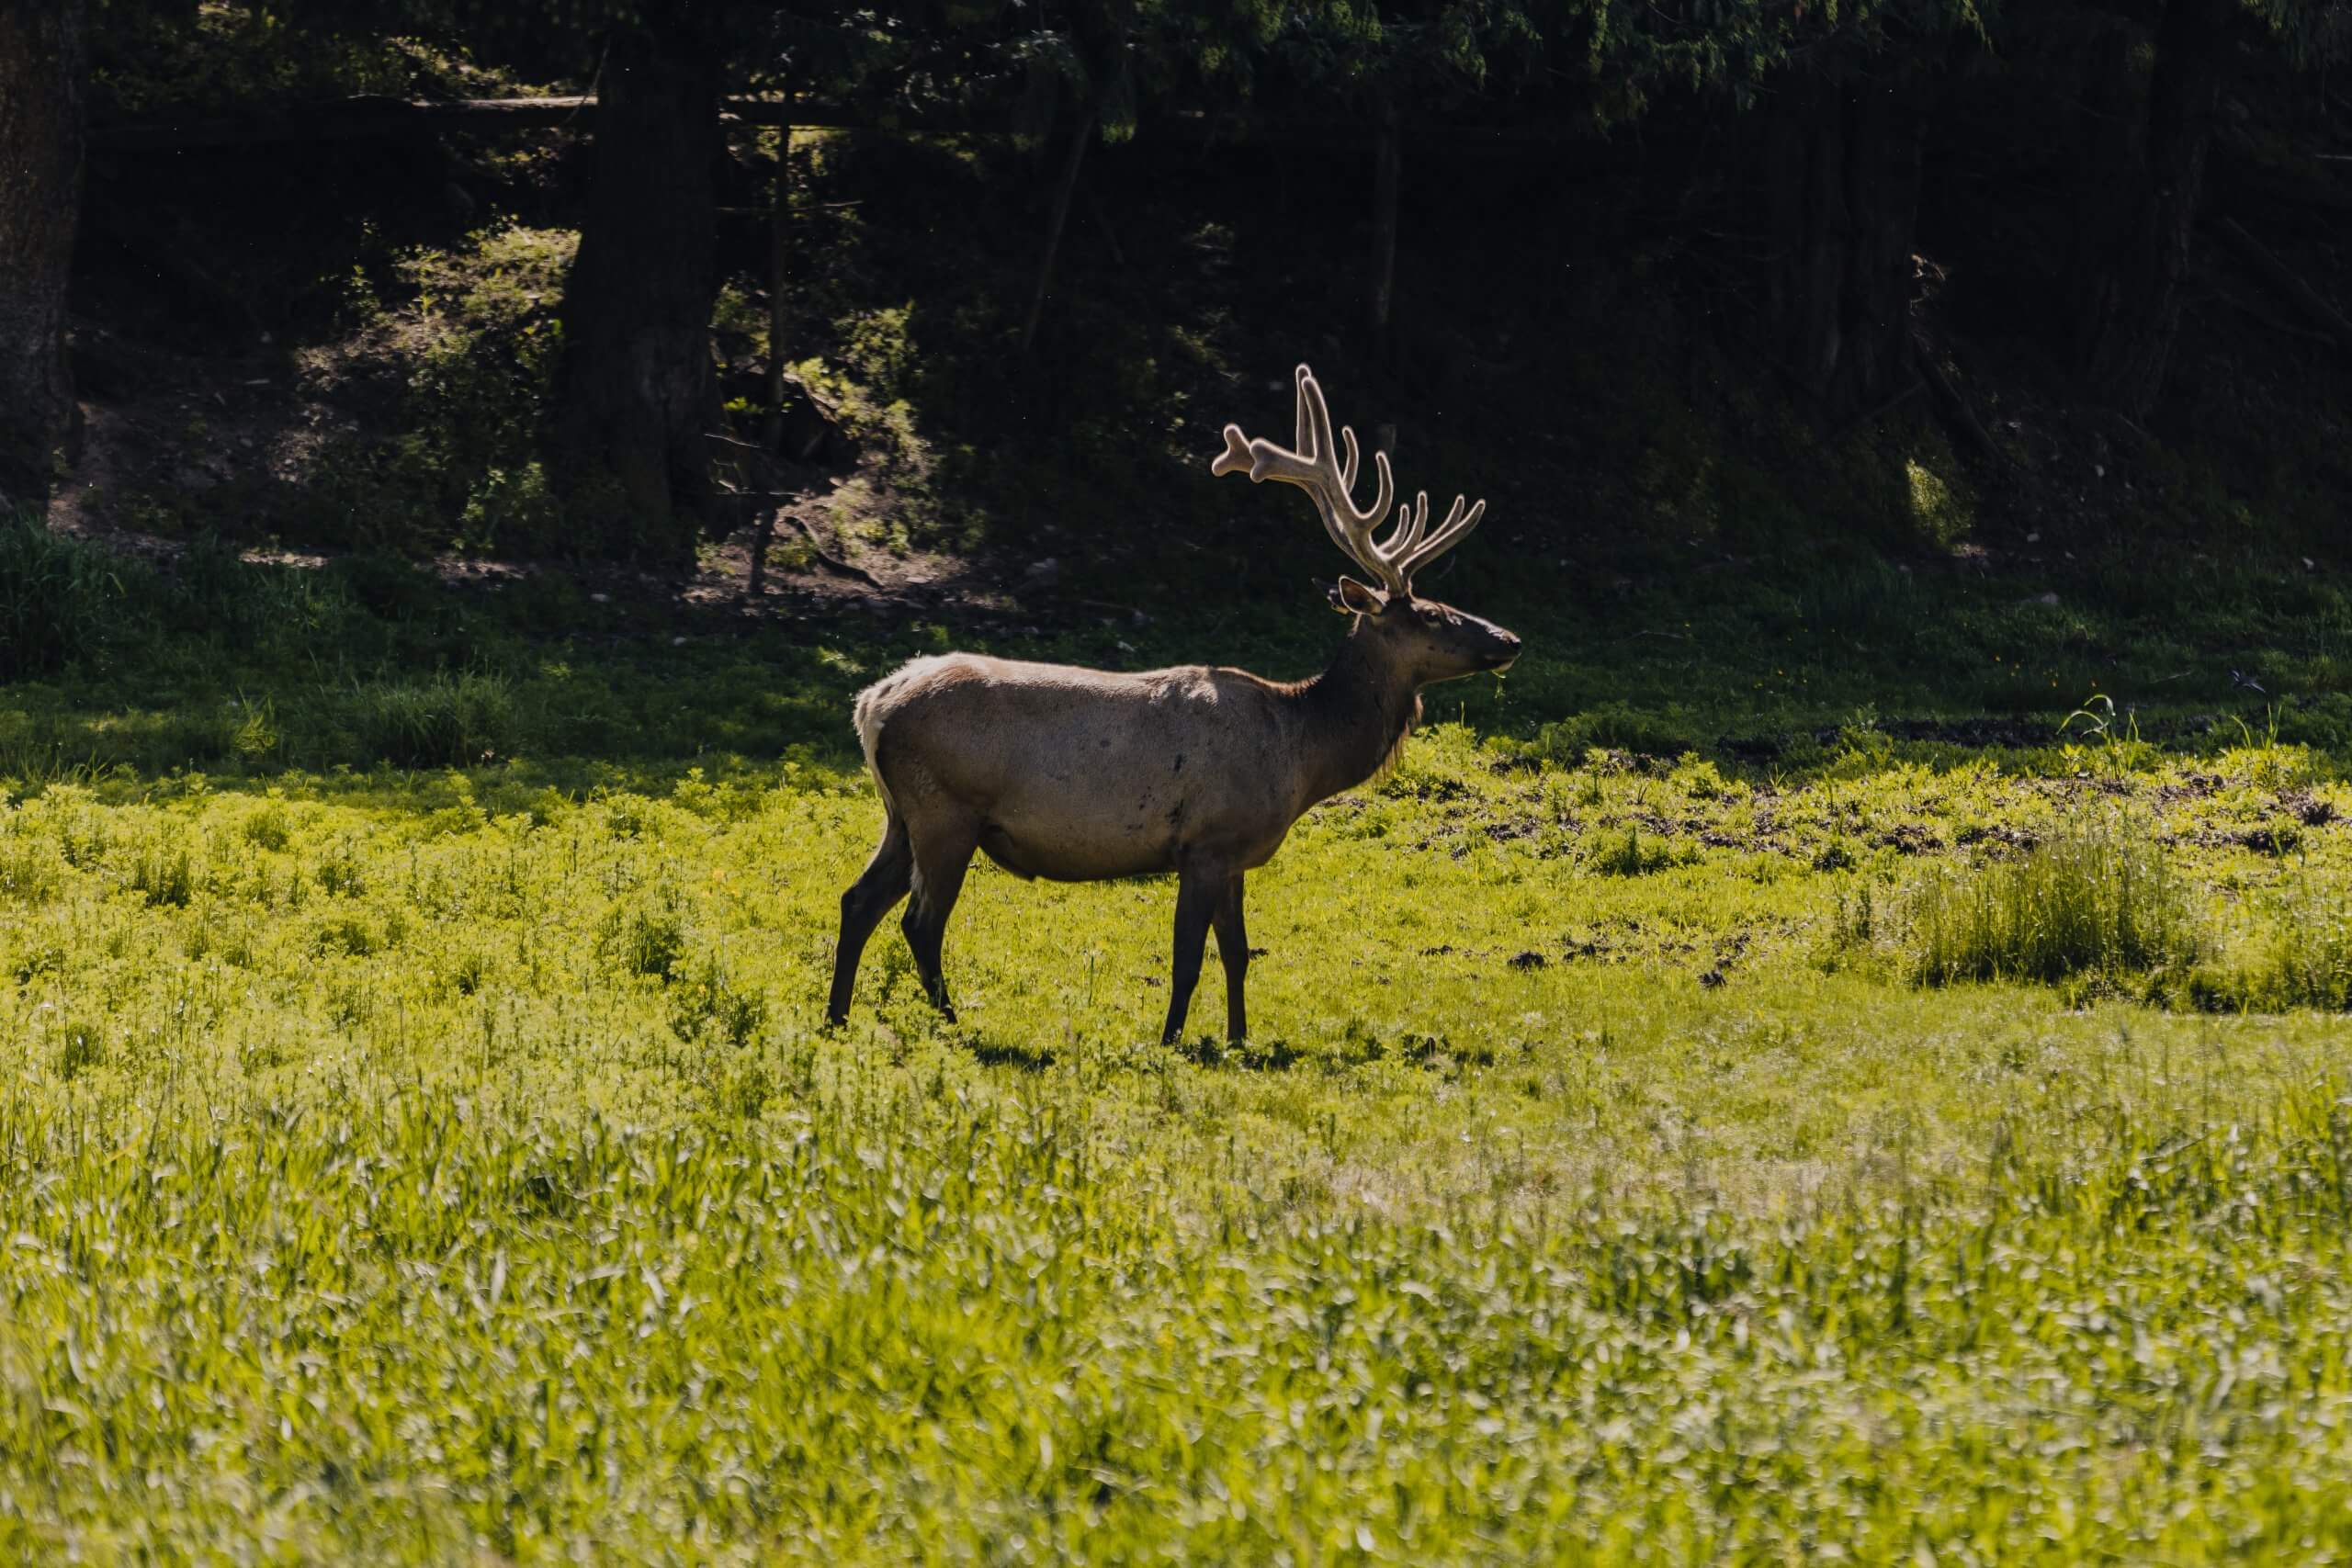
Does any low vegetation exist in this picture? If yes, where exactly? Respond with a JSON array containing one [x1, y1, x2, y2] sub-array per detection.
[[6, 541, 2352, 1556], [1895, 818, 2205, 988]]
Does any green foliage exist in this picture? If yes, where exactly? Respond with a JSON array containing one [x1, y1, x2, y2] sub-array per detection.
[[295, 227, 575, 556], [0, 513, 127, 680], [345, 671, 516, 767], [1589, 823, 1683, 875], [2199, 877, 2352, 1011], [1521, 703, 1706, 767], [1898, 818, 2205, 987], [89, 1, 444, 117]]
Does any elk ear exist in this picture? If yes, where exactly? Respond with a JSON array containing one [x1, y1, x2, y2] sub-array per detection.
[[1329, 575, 1387, 616]]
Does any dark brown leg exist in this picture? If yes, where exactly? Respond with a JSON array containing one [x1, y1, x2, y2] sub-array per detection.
[[901, 826, 976, 1021], [1212, 873, 1249, 1043], [827, 816, 911, 1025], [1160, 867, 1219, 1045]]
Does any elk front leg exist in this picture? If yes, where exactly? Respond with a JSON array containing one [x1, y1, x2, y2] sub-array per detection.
[[1160, 866, 1221, 1045], [1211, 873, 1249, 1043]]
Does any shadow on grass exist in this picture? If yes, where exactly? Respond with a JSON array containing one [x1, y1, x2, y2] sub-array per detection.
[[1172, 1036, 1304, 1072], [965, 1035, 1057, 1073]]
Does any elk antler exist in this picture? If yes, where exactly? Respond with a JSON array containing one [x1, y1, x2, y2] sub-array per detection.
[[1211, 364, 1486, 598]]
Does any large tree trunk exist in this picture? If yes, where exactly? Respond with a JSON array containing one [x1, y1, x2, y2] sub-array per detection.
[[1758, 75, 1925, 424], [0, 0, 86, 514], [2066, 0, 2233, 420], [556, 17, 723, 560]]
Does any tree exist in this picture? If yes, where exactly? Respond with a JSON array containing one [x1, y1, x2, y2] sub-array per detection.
[[553, 6, 727, 558], [1755, 62, 1932, 423], [545, 0, 1046, 556], [1548, 1, 1984, 424], [2057, 0, 2350, 419], [0, 0, 88, 514], [2064, 0, 2234, 420]]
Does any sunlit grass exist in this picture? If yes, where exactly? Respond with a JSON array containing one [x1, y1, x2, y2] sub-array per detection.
[[5, 726, 2352, 1557], [1900, 816, 2205, 987]]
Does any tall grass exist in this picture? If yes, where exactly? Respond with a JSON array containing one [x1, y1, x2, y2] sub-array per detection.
[[2201, 879, 2352, 1011], [346, 670, 517, 766], [1902, 818, 2203, 986], [0, 512, 129, 678]]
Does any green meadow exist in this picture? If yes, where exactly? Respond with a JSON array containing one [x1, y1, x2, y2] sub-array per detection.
[[8, 523, 2352, 1562]]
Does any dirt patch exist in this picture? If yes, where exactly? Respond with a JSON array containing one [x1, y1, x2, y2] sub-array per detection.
[[2172, 823, 2304, 855], [1871, 822, 1945, 855], [1955, 823, 2041, 854], [2279, 790, 2336, 827]]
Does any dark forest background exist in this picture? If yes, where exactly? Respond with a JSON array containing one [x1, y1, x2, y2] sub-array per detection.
[[2, 0, 2349, 627]]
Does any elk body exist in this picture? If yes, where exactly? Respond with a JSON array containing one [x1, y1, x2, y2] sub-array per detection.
[[825, 366, 1521, 1043]]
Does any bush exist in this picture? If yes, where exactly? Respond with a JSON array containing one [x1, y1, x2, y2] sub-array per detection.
[[1901, 819, 2202, 987]]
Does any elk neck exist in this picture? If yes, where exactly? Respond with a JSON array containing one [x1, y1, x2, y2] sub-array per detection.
[[1290, 623, 1423, 807]]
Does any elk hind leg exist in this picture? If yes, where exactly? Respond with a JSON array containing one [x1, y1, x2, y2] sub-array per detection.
[[827, 812, 913, 1025], [901, 821, 978, 1021], [1161, 865, 1222, 1045]]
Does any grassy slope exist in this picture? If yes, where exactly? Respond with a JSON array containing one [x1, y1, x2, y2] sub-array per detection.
[[8, 545, 2352, 1560]]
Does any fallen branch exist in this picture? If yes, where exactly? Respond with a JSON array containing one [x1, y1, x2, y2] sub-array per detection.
[[778, 513, 888, 591], [713, 474, 887, 592]]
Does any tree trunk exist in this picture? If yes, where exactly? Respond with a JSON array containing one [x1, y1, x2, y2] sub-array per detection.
[[556, 17, 723, 560], [2067, 0, 2233, 419], [1018, 107, 1094, 358], [1758, 75, 1924, 424], [0, 0, 86, 514], [765, 127, 793, 445]]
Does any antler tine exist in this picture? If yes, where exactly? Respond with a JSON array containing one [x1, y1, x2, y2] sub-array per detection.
[[1396, 495, 1487, 583], [1388, 490, 1430, 557], [1206, 363, 1409, 595]]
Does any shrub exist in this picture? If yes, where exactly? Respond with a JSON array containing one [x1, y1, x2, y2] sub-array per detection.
[[129, 844, 197, 908], [670, 957, 769, 1047], [1901, 819, 2201, 987]]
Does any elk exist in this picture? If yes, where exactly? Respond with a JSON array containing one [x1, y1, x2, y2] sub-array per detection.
[[825, 365, 1520, 1043]]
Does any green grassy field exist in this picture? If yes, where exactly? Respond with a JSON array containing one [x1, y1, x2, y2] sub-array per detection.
[[9, 523, 2352, 1561]]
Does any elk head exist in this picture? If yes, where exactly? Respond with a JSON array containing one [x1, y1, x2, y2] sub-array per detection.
[[1214, 365, 1520, 683]]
